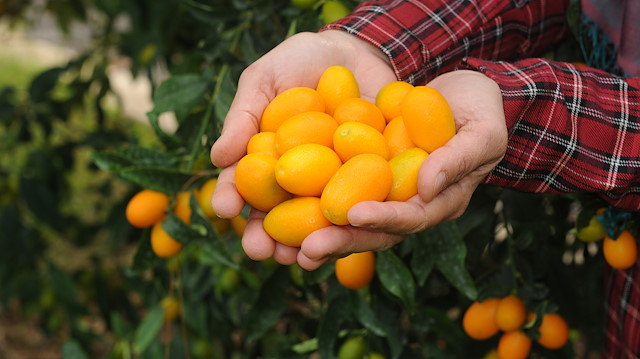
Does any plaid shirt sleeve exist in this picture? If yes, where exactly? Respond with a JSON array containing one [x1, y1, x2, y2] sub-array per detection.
[[463, 58, 640, 211], [322, 0, 570, 84], [323, 0, 640, 210]]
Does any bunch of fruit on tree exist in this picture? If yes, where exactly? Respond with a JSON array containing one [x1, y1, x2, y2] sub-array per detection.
[[124, 178, 247, 258], [574, 207, 638, 270], [463, 295, 569, 359], [233, 65, 456, 290]]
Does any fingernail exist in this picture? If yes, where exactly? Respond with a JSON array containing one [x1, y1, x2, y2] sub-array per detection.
[[434, 172, 447, 196]]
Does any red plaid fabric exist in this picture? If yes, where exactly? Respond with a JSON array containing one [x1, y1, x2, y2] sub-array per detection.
[[321, 0, 640, 357], [463, 58, 640, 211]]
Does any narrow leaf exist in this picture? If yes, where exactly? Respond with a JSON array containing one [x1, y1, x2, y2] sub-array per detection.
[[118, 167, 193, 195], [350, 291, 387, 337], [89, 150, 133, 172], [61, 340, 88, 359], [133, 305, 165, 354], [244, 267, 289, 342], [408, 234, 435, 286], [151, 74, 208, 118], [196, 241, 239, 270], [318, 297, 350, 359], [162, 213, 205, 244], [146, 111, 182, 149], [117, 145, 179, 167], [131, 233, 164, 273], [427, 222, 477, 300], [376, 250, 416, 315]]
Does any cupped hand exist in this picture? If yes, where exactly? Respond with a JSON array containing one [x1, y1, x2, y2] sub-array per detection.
[[296, 70, 508, 270], [209, 30, 396, 264]]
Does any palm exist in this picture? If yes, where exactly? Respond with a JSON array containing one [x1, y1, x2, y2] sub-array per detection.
[[209, 30, 397, 265]]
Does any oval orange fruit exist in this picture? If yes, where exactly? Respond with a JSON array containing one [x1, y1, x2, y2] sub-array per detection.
[[126, 189, 169, 228], [536, 313, 569, 349], [383, 116, 415, 158], [335, 251, 376, 289], [462, 298, 500, 340], [150, 222, 183, 258], [333, 97, 386, 133], [321, 153, 393, 225], [275, 111, 338, 156], [375, 80, 414, 123], [603, 229, 638, 270], [247, 131, 279, 158], [333, 121, 390, 162], [495, 295, 527, 332], [264, 197, 333, 247], [401, 86, 456, 153], [260, 87, 325, 132], [316, 65, 359, 115], [235, 153, 292, 212], [497, 331, 531, 359], [386, 147, 429, 202], [275, 143, 342, 197]]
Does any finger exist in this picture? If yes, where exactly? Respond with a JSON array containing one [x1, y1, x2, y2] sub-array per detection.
[[417, 121, 505, 203], [298, 225, 405, 270], [272, 243, 300, 265], [347, 198, 430, 233], [210, 65, 274, 168], [241, 208, 275, 261], [210, 164, 244, 219], [348, 175, 478, 233]]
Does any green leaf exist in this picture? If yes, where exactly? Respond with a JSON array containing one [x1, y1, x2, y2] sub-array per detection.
[[426, 222, 478, 300], [350, 291, 387, 337], [61, 340, 88, 359], [29, 67, 65, 102], [133, 305, 165, 355], [196, 241, 239, 270], [302, 262, 335, 285], [162, 213, 206, 244], [117, 145, 178, 167], [376, 250, 416, 315], [244, 267, 289, 342], [213, 85, 234, 125], [118, 166, 194, 194], [408, 234, 435, 286], [291, 337, 318, 354], [89, 150, 134, 172], [110, 312, 132, 338], [130, 232, 164, 273], [151, 73, 208, 121], [318, 296, 350, 359], [146, 112, 182, 149]]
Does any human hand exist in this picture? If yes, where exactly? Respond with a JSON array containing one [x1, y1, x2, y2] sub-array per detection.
[[209, 30, 397, 264], [293, 70, 508, 270]]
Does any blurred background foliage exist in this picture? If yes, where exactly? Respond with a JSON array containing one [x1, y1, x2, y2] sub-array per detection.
[[0, 0, 610, 358]]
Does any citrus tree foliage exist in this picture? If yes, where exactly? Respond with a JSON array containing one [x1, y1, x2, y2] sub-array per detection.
[[0, 1, 625, 358]]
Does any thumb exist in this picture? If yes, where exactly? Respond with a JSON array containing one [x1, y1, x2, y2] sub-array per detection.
[[417, 121, 505, 203], [210, 70, 274, 168]]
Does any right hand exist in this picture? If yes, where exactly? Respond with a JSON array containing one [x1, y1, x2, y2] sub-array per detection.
[[209, 30, 397, 264]]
